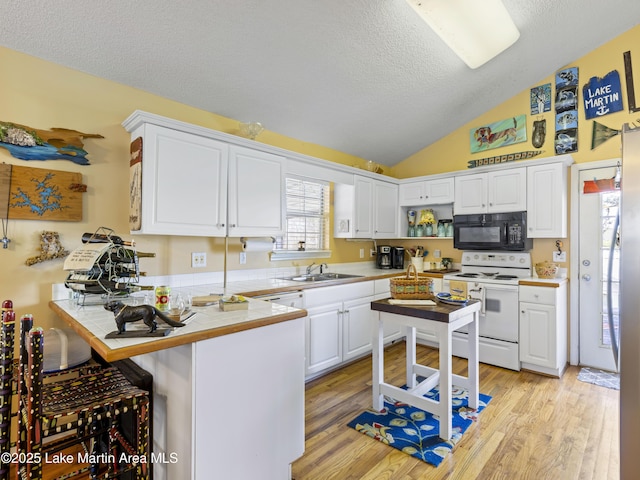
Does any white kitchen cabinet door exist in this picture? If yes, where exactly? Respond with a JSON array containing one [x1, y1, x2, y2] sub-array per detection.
[[334, 176, 373, 238], [354, 176, 374, 238], [399, 181, 427, 206], [519, 283, 567, 376], [227, 145, 285, 237], [520, 301, 556, 369], [527, 162, 568, 237], [133, 124, 228, 236], [342, 296, 375, 361], [455, 168, 526, 214], [400, 178, 454, 206], [488, 167, 527, 212], [454, 174, 487, 214], [305, 302, 343, 376], [373, 180, 398, 238]]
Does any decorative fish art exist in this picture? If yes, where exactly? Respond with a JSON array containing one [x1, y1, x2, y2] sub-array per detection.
[[0, 121, 103, 165]]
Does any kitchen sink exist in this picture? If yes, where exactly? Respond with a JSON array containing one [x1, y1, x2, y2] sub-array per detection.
[[285, 273, 363, 282]]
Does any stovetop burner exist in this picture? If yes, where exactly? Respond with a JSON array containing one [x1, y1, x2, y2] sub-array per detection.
[[495, 275, 518, 280], [456, 273, 478, 278]]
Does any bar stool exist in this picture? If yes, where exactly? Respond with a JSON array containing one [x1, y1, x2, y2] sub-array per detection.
[[2, 303, 151, 479]]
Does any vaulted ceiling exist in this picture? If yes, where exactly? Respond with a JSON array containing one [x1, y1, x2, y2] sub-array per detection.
[[2, 1, 639, 166]]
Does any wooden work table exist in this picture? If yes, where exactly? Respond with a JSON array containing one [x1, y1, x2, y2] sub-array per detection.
[[371, 298, 481, 441]]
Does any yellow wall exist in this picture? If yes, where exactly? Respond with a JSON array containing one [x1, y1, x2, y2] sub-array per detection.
[[389, 24, 640, 268], [2, 24, 639, 326], [0, 47, 370, 326]]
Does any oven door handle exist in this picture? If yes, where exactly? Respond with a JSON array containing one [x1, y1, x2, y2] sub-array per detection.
[[468, 285, 486, 314]]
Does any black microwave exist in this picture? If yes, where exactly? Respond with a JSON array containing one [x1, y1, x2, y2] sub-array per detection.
[[453, 211, 532, 251]]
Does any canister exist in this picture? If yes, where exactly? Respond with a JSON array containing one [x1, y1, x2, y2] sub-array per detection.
[[155, 285, 171, 312]]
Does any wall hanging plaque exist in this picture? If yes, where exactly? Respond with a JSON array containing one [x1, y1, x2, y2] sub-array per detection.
[[583, 71, 623, 119], [7, 164, 84, 221], [129, 137, 142, 230], [0, 121, 102, 165], [530, 84, 552, 115], [555, 67, 579, 154], [469, 115, 527, 153]]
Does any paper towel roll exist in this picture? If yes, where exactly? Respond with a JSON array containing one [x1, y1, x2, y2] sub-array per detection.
[[241, 237, 275, 252]]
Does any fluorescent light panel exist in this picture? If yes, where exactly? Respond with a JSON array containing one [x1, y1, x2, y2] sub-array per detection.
[[405, 0, 520, 69]]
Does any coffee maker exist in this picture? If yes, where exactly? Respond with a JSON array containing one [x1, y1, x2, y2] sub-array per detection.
[[391, 247, 405, 269], [376, 245, 391, 269]]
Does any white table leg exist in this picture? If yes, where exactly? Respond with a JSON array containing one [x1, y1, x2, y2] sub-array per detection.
[[467, 310, 479, 409], [406, 325, 417, 389], [439, 324, 453, 440], [372, 316, 385, 411]]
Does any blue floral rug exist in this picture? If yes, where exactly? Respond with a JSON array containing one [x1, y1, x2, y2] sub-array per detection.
[[347, 387, 491, 467]]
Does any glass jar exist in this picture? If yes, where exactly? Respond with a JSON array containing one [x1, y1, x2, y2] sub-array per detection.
[[446, 222, 454, 237]]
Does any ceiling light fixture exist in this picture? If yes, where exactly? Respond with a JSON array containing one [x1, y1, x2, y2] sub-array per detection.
[[405, 0, 520, 69]]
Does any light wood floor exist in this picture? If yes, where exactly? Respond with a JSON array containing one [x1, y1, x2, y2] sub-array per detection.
[[292, 341, 620, 480]]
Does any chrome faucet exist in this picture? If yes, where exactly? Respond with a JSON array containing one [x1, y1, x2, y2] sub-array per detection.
[[306, 262, 328, 275]]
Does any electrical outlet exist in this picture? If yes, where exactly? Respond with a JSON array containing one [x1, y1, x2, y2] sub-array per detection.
[[239, 252, 247, 264], [553, 251, 566, 262], [191, 252, 206, 268], [359, 248, 364, 259], [370, 249, 376, 257], [434, 249, 441, 258]]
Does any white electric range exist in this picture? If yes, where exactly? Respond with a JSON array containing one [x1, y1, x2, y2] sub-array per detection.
[[442, 251, 532, 370]]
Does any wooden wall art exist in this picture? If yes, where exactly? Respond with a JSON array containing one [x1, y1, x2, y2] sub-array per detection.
[[1, 163, 85, 221], [554, 67, 579, 154], [469, 115, 527, 153], [530, 84, 552, 115], [467, 150, 543, 169], [129, 137, 142, 231], [0, 121, 103, 165], [583, 71, 623, 119], [623, 51, 640, 113]]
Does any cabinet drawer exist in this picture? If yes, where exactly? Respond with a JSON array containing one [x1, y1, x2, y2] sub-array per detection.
[[374, 278, 391, 295], [305, 281, 375, 308], [519, 285, 556, 305]]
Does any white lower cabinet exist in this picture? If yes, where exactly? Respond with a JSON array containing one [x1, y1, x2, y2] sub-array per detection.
[[519, 283, 568, 376], [132, 318, 305, 479], [305, 281, 375, 378]]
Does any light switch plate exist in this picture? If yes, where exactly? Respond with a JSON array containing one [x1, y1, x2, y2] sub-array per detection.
[[553, 251, 566, 262]]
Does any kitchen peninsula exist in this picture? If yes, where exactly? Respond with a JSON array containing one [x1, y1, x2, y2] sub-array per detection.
[[49, 296, 307, 480]]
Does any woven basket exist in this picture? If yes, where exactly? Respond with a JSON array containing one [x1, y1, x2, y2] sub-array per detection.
[[390, 264, 434, 300]]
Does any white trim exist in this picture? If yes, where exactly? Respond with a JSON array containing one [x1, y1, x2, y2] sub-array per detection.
[[270, 250, 331, 261], [569, 158, 620, 366]]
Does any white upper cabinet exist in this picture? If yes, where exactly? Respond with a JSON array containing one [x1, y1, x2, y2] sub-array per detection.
[[129, 123, 228, 236], [373, 180, 399, 238], [526, 162, 568, 238], [454, 167, 526, 214], [399, 177, 454, 206], [227, 145, 285, 237], [334, 176, 398, 239], [123, 111, 285, 238]]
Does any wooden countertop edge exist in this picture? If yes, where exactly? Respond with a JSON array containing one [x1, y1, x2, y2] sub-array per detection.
[[49, 300, 307, 362], [518, 279, 568, 287]]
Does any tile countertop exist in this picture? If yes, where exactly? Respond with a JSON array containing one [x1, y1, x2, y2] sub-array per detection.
[[49, 265, 567, 362], [49, 294, 306, 362]]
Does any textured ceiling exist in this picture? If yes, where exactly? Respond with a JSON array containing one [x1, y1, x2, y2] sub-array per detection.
[[1, 1, 639, 166]]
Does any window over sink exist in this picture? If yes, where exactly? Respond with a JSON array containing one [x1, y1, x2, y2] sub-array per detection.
[[271, 176, 331, 260]]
